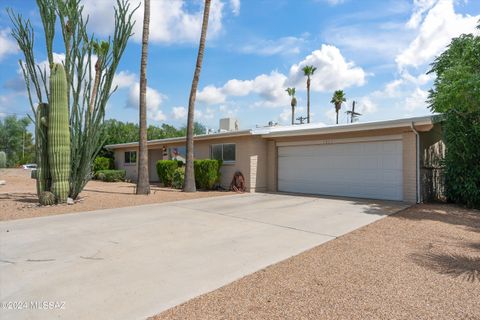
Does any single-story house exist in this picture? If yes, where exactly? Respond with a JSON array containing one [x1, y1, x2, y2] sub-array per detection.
[[105, 115, 443, 203]]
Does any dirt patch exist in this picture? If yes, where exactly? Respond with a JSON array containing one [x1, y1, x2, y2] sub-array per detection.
[[0, 169, 230, 221], [151, 204, 480, 320]]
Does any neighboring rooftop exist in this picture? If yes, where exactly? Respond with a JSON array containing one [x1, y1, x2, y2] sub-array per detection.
[[105, 115, 436, 149]]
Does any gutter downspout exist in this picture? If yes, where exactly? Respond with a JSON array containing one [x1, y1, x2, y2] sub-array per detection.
[[410, 122, 421, 204]]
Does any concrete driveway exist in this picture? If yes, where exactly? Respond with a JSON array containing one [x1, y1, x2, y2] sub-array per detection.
[[0, 193, 408, 320]]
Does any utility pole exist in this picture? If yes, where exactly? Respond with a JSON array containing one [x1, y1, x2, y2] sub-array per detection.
[[346, 100, 361, 123], [296, 116, 308, 124]]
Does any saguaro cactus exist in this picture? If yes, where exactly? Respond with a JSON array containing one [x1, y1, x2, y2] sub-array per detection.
[[0, 151, 6, 168], [35, 103, 50, 195], [48, 63, 71, 203]]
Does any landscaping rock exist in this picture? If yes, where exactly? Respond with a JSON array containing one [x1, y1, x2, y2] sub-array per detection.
[[0, 180, 6, 185], [67, 197, 74, 205]]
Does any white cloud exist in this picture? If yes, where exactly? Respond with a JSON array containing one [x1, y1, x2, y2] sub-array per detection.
[[355, 96, 378, 114], [279, 108, 292, 123], [324, 0, 345, 5], [82, 0, 226, 44], [197, 85, 226, 104], [396, 0, 479, 69], [406, 0, 437, 29], [172, 106, 187, 120], [323, 24, 410, 61], [405, 87, 429, 112], [197, 71, 289, 108], [230, 0, 240, 15], [239, 36, 306, 56], [251, 71, 289, 106], [112, 71, 136, 89], [0, 28, 18, 61], [197, 45, 365, 110], [36, 53, 66, 75], [126, 83, 166, 122], [222, 79, 254, 96], [195, 107, 215, 120], [288, 44, 366, 92]]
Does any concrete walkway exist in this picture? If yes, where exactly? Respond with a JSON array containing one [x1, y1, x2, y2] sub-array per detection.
[[0, 193, 408, 320]]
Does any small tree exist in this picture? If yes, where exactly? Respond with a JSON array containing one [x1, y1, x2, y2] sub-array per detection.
[[285, 87, 297, 125], [0, 151, 6, 168], [330, 90, 346, 125], [428, 28, 480, 208], [8, 0, 137, 200]]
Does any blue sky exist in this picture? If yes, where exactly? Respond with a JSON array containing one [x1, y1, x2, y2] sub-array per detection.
[[0, 0, 479, 130]]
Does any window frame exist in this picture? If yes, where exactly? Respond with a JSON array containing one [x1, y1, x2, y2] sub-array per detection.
[[124, 151, 137, 165], [210, 143, 236, 163]]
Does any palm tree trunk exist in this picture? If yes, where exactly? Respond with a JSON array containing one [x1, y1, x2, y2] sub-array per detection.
[[291, 105, 295, 125], [184, 0, 211, 193], [307, 77, 310, 123], [136, 0, 150, 195], [336, 109, 339, 124]]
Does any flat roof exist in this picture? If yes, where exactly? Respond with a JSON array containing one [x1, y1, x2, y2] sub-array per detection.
[[105, 115, 435, 149]]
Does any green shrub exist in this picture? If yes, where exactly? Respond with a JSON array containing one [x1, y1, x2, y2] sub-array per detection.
[[172, 167, 185, 189], [0, 151, 6, 168], [194, 159, 222, 190], [443, 111, 480, 208], [156, 160, 178, 187], [94, 157, 112, 172], [95, 169, 126, 182]]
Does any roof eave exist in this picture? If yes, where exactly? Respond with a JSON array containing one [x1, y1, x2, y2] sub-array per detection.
[[105, 130, 252, 150], [261, 116, 434, 138]]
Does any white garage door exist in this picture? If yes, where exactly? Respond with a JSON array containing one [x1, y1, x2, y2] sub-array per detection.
[[278, 140, 403, 201]]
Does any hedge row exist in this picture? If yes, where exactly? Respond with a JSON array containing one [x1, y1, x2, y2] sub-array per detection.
[[95, 169, 126, 182], [156, 159, 222, 190]]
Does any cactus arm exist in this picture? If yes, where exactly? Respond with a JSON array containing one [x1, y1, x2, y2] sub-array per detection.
[[35, 103, 50, 196]]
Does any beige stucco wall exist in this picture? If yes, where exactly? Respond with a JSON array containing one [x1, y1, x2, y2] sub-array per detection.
[[148, 148, 164, 182], [193, 135, 268, 192], [112, 126, 425, 201], [402, 131, 417, 203], [113, 135, 267, 191], [266, 140, 277, 192], [114, 148, 138, 182]]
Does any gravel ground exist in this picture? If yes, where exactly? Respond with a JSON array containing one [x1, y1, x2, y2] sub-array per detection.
[[152, 204, 480, 320], [0, 169, 230, 221]]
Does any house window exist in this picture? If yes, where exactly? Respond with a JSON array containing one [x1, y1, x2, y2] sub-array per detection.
[[210, 143, 236, 163], [124, 151, 137, 164]]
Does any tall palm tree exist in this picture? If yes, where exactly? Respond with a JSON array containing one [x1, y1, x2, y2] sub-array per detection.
[[330, 90, 346, 125], [184, 0, 211, 193], [136, 0, 150, 195], [285, 87, 297, 125], [302, 65, 316, 123]]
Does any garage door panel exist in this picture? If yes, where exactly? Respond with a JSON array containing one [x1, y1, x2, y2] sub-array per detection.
[[278, 140, 403, 201]]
